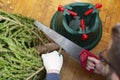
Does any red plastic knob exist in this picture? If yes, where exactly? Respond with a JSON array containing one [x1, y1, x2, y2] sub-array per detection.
[[58, 5, 64, 11], [82, 34, 88, 41], [95, 4, 102, 9]]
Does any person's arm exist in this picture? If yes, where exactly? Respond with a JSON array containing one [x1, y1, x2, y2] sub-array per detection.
[[46, 73, 60, 80], [41, 51, 63, 80]]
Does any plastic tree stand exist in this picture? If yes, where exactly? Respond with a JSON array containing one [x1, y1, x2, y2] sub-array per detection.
[[50, 2, 102, 50]]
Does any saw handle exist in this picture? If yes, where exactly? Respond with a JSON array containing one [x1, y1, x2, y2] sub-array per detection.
[[79, 49, 99, 73]]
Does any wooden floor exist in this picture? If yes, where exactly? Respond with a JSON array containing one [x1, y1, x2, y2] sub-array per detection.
[[1, 0, 120, 80]]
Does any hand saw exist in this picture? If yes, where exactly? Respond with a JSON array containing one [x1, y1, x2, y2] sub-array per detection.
[[34, 21, 99, 73]]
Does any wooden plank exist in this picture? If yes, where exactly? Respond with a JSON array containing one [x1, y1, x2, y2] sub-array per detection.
[[21, 0, 38, 17], [12, 0, 27, 14]]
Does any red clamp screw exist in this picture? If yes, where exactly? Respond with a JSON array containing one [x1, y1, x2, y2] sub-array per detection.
[[80, 19, 88, 41], [67, 10, 77, 16], [85, 3, 102, 16], [58, 5, 77, 16]]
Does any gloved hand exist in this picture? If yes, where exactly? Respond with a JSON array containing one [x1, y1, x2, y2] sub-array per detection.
[[86, 57, 108, 76], [41, 50, 63, 74]]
